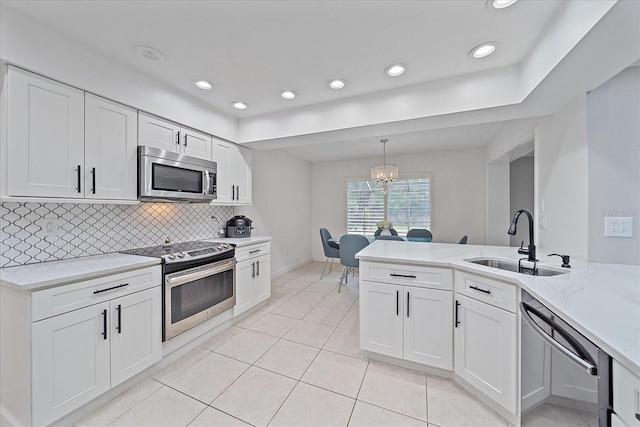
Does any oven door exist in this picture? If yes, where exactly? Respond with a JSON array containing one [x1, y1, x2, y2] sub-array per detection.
[[164, 258, 236, 340]]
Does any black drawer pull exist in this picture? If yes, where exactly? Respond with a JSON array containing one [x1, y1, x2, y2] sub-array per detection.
[[116, 304, 122, 334], [249, 249, 261, 254], [390, 273, 417, 279], [470, 285, 491, 295], [102, 309, 107, 340], [93, 283, 129, 294]]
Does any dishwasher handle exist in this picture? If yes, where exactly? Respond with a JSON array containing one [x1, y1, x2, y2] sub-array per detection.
[[520, 301, 598, 376]]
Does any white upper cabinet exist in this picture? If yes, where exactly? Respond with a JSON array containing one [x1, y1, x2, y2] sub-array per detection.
[[84, 94, 137, 200], [138, 112, 212, 161], [6, 67, 137, 201], [7, 66, 85, 198], [212, 138, 252, 205]]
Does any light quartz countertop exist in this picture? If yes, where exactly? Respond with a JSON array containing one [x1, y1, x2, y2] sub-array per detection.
[[0, 253, 160, 292], [356, 241, 640, 377], [0, 237, 273, 292], [206, 236, 272, 247]]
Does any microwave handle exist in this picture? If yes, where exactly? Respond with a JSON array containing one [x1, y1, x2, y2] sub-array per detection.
[[203, 170, 210, 195]]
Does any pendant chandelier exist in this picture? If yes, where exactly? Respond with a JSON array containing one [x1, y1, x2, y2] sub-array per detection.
[[370, 138, 398, 193]]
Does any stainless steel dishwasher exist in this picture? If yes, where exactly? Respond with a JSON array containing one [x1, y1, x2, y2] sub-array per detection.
[[520, 290, 612, 426]]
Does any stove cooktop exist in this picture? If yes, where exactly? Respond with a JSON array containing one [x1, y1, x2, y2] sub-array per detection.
[[120, 240, 233, 264]]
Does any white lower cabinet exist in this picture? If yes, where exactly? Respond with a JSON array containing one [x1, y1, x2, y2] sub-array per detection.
[[233, 242, 271, 317], [613, 359, 640, 427], [359, 262, 453, 371], [0, 266, 162, 427], [453, 293, 517, 414]]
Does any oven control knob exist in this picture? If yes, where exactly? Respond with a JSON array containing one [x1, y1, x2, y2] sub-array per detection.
[[217, 244, 223, 250], [177, 252, 185, 258], [222, 243, 229, 249], [167, 254, 176, 260]]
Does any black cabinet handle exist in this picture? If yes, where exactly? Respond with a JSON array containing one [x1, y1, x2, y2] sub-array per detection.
[[91, 167, 96, 194], [396, 290, 399, 316], [232, 185, 235, 200], [76, 165, 82, 193], [390, 273, 417, 279], [455, 300, 460, 327], [116, 304, 122, 334], [470, 285, 491, 295], [236, 185, 240, 200], [251, 261, 255, 278], [256, 260, 260, 277], [102, 309, 107, 340], [176, 131, 180, 145], [183, 133, 188, 147], [407, 292, 410, 317], [249, 249, 261, 254], [93, 283, 129, 294]]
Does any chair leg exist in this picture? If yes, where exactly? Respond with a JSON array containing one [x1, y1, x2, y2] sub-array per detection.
[[320, 257, 330, 279], [338, 266, 346, 293], [328, 258, 333, 273]]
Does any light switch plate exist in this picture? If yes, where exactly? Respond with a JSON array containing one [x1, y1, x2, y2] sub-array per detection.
[[604, 217, 633, 238]]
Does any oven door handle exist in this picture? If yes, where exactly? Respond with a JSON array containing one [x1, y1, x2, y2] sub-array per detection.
[[203, 170, 211, 195], [520, 301, 598, 376], [166, 259, 236, 287]]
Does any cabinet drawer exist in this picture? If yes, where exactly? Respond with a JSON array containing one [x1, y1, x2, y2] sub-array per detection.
[[31, 266, 161, 321], [613, 360, 640, 427], [360, 261, 453, 291], [454, 271, 516, 313], [235, 242, 270, 262]]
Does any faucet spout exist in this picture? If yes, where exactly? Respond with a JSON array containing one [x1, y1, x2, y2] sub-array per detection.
[[507, 209, 537, 262]]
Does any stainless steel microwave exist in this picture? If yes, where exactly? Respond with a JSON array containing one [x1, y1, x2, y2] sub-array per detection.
[[138, 146, 217, 202]]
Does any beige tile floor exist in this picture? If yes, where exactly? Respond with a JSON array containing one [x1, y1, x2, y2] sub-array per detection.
[[76, 261, 510, 427]]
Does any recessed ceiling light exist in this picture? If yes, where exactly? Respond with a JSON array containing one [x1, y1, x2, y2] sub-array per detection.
[[328, 79, 346, 90], [281, 90, 297, 100], [470, 43, 496, 58], [194, 80, 213, 90], [385, 64, 406, 77], [134, 46, 165, 62], [232, 101, 248, 110], [492, 0, 518, 9]]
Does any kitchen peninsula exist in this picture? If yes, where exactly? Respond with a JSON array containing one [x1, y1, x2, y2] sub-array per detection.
[[356, 240, 640, 425]]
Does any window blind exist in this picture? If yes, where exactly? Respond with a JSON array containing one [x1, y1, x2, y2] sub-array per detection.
[[346, 176, 431, 236]]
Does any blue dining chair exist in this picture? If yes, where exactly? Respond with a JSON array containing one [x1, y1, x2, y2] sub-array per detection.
[[338, 234, 369, 292], [406, 228, 433, 242], [458, 235, 468, 244], [376, 235, 404, 241], [319, 228, 340, 279]]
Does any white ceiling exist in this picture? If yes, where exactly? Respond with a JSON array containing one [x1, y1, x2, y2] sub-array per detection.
[[3, 0, 638, 162]]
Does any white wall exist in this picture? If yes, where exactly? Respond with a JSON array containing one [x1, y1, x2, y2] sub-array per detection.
[[509, 156, 535, 247], [311, 149, 487, 261], [535, 96, 589, 260], [586, 66, 640, 264], [236, 149, 312, 276]]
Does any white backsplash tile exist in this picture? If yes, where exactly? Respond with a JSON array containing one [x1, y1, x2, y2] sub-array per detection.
[[0, 202, 233, 267]]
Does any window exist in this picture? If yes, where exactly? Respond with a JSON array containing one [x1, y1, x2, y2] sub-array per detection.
[[346, 175, 431, 236]]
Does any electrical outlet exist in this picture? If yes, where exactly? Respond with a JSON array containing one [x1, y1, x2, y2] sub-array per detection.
[[605, 216, 633, 237], [40, 218, 60, 236], [538, 214, 546, 230]]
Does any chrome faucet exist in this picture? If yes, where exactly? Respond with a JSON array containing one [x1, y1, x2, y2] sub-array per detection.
[[507, 209, 537, 262]]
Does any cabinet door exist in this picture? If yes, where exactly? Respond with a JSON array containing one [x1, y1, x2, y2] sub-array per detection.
[[110, 287, 162, 387], [232, 145, 252, 204], [404, 287, 452, 369], [138, 112, 180, 153], [359, 280, 403, 358], [85, 94, 137, 200], [7, 67, 85, 198], [454, 294, 517, 414], [233, 259, 255, 316], [212, 139, 233, 203], [254, 255, 271, 304], [31, 302, 110, 426], [181, 126, 212, 160]]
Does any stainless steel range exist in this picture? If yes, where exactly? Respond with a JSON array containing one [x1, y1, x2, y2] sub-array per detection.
[[121, 240, 235, 341]]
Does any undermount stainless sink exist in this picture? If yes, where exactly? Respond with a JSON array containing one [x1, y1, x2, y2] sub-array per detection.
[[465, 258, 568, 276]]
